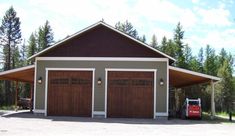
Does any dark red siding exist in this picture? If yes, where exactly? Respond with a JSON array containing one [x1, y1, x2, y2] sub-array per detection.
[[40, 25, 165, 58]]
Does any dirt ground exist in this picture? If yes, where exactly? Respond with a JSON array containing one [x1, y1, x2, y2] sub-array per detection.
[[0, 110, 234, 136]]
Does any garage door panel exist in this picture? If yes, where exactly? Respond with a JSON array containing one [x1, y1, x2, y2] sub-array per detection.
[[108, 71, 154, 118], [47, 71, 92, 116]]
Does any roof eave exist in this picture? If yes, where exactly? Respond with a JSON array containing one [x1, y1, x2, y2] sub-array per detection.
[[169, 66, 221, 81]]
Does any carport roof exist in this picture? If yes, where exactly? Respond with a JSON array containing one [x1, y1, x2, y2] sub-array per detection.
[[169, 66, 221, 88], [0, 65, 34, 83], [0, 64, 221, 87]]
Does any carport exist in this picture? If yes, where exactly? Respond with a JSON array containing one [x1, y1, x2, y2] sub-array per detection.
[[0, 64, 220, 118], [169, 66, 221, 118], [0, 65, 35, 110]]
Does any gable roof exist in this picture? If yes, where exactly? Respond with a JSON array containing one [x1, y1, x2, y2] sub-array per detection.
[[28, 21, 176, 62]]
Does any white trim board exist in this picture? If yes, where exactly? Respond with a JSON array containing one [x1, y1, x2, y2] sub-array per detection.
[[155, 112, 168, 116], [93, 111, 105, 115], [44, 68, 95, 117], [105, 68, 157, 119], [28, 21, 175, 62], [33, 109, 45, 114], [36, 57, 169, 62], [166, 59, 169, 116]]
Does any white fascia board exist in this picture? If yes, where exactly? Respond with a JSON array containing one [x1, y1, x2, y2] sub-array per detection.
[[36, 57, 169, 62], [169, 66, 221, 81], [28, 21, 176, 62], [0, 65, 34, 76]]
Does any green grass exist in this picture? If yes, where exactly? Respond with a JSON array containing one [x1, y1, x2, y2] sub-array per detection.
[[216, 111, 235, 118], [0, 105, 16, 110], [202, 112, 235, 123]]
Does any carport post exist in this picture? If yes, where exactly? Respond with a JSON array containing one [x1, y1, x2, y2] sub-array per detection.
[[30, 83, 33, 112], [15, 81, 19, 111], [210, 80, 215, 119]]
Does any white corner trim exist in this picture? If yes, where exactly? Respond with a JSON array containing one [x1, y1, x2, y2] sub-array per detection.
[[155, 112, 168, 116], [92, 69, 95, 118], [33, 59, 37, 111], [93, 111, 105, 116], [105, 68, 157, 119], [36, 57, 169, 62], [169, 66, 221, 81], [28, 21, 176, 62], [104, 69, 108, 118], [166, 59, 169, 116], [33, 109, 45, 114], [44, 68, 95, 117]]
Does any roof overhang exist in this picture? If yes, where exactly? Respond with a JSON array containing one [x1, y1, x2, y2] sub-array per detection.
[[0, 65, 35, 83], [169, 66, 221, 88], [27, 21, 176, 63]]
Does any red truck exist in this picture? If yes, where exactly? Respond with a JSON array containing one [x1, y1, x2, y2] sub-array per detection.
[[181, 98, 202, 119]]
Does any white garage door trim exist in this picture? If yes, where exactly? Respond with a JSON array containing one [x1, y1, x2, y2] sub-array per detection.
[[105, 68, 157, 119], [45, 68, 95, 117]]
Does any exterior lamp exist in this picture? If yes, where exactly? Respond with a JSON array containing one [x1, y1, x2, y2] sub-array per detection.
[[97, 78, 102, 85], [159, 78, 164, 86], [38, 77, 42, 84]]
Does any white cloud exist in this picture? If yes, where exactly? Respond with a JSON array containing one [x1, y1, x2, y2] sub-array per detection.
[[196, 7, 232, 27], [185, 29, 235, 55], [192, 0, 199, 4]]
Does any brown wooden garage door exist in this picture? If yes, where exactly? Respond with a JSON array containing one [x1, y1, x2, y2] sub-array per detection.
[[47, 71, 92, 116], [107, 71, 154, 118]]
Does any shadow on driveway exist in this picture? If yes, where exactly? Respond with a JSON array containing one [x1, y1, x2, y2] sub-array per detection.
[[1, 110, 234, 125]]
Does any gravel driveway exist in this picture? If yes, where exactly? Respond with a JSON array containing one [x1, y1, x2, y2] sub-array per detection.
[[0, 111, 234, 136]]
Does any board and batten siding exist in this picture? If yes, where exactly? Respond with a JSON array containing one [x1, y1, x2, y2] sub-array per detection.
[[35, 60, 168, 114]]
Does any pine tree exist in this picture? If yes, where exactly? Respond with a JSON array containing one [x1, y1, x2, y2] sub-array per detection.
[[150, 34, 158, 49], [0, 6, 22, 105], [197, 47, 204, 73], [173, 22, 186, 68], [140, 35, 146, 43], [115, 20, 139, 39], [184, 45, 192, 69], [27, 33, 37, 64], [217, 59, 234, 112], [19, 39, 27, 66], [204, 45, 218, 76], [37, 20, 54, 51]]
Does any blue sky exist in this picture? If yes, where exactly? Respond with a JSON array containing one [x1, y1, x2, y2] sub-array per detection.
[[0, 0, 234, 56]]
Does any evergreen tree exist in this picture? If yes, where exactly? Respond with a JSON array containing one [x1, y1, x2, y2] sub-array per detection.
[[173, 22, 186, 68], [150, 34, 158, 49], [19, 39, 27, 66], [0, 6, 22, 105], [197, 47, 204, 73], [217, 59, 234, 112], [204, 45, 218, 76], [140, 35, 146, 43], [188, 57, 201, 72], [115, 20, 139, 39], [27, 33, 37, 64], [37, 20, 54, 51], [184, 45, 192, 69], [219, 48, 228, 67]]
